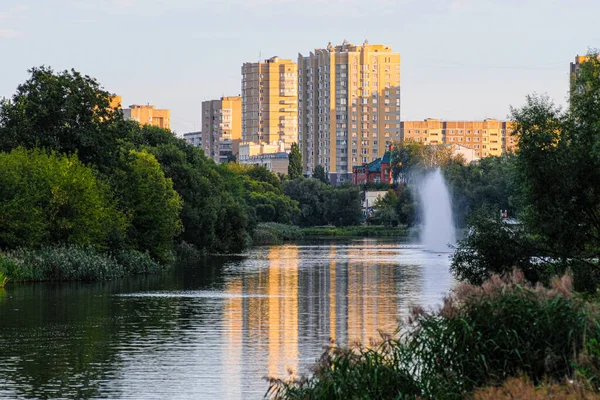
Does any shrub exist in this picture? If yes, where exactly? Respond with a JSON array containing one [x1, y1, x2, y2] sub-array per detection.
[[175, 241, 205, 261], [0, 148, 127, 250], [267, 336, 420, 400]]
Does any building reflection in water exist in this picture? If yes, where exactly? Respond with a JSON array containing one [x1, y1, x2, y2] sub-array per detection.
[[222, 241, 446, 380]]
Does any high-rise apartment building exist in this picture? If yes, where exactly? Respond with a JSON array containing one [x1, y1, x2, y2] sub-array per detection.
[[401, 119, 517, 157], [298, 40, 401, 184], [201, 96, 242, 163], [123, 104, 170, 130], [241, 56, 298, 146]]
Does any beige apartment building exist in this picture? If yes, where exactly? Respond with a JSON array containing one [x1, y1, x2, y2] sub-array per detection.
[[201, 96, 242, 163], [298, 40, 401, 184], [238, 141, 289, 175], [123, 104, 170, 130], [241, 56, 298, 147], [401, 119, 517, 158]]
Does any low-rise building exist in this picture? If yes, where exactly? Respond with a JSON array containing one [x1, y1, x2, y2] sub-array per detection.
[[239, 141, 289, 174], [123, 104, 170, 130], [352, 151, 392, 185], [361, 190, 389, 217], [447, 143, 481, 164], [183, 131, 202, 147]]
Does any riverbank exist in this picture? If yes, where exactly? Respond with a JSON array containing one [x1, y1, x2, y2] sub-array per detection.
[[0, 246, 167, 283], [251, 223, 410, 245], [301, 225, 410, 238]]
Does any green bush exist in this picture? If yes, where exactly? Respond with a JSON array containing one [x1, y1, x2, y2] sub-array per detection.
[[268, 271, 600, 399], [0, 148, 127, 250]]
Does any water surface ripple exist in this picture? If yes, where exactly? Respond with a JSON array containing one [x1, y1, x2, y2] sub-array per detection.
[[0, 240, 453, 399]]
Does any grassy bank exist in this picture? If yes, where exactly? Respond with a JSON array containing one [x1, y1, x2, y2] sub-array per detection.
[[252, 223, 304, 245], [300, 225, 409, 238], [0, 246, 167, 283], [267, 271, 600, 399]]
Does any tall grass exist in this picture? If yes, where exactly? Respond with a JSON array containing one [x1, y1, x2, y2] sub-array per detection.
[[0, 245, 168, 282], [0, 272, 7, 288], [267, 270, 600, 399], [252, 223, 303, 245], [300, 225, 409, 238]]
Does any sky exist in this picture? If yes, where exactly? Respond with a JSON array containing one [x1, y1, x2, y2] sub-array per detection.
[[1, 0, 599, 134]]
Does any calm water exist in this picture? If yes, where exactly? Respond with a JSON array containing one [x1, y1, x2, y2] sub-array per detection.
[[0, 240, 453, 399]]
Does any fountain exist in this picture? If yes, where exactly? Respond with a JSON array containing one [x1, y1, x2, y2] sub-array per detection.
[[417, 168, 456, 252]]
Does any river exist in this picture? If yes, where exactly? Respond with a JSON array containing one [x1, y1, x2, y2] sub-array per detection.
[[0, 239, 454, 399]]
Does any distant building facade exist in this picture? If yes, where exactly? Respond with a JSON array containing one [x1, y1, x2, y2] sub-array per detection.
[[123, 104, 170, 130], [201, 96, 242, 163], [241, 56, 298, 147], [183, 131, 202, 147], [238, 141, 289, 175], [298, 40, 401, 185], [361, 190, 389, 217], [401, 119, 516, 158], [352, 150, 392, 185]]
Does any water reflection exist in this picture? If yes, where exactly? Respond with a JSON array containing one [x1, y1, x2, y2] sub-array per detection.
[[0, 240, 453, 399]]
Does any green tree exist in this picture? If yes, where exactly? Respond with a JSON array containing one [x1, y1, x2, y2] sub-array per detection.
[[113, 150, 182, 262], [284, 179, 330, 227], [326, 186, 362, 227], [0, 66, 124, 170], [372, 190, 400, 227], [287, 143, 303, 180], [451, 50, 600, 292], [0, 148, 127, 249], [312, 164, 329, 184]]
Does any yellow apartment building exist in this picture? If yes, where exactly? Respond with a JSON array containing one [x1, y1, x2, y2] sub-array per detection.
[[123, 104, 170, 130], [401, 119, 517, 158], [241, 56, 298, 147], [201, 96, 242, 163], [298, 40, 401, 185]]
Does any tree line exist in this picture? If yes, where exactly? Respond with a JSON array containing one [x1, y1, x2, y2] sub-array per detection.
[[0, 66, 364, 273]]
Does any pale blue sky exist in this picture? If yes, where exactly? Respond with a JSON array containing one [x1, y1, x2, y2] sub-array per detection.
[[1, 0, 598, 134]]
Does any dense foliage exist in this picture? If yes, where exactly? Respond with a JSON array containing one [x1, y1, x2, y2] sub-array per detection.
[[0, 148, 126, 250], [451, 50, 600, 291], [268, 272, 600, 399], [283, 179, 362, 227], [0, 66, 320, 281]]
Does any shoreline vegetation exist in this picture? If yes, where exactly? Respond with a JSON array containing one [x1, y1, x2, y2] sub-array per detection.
[[267, 271, 600, 399], [251, 223, 411, 245]]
